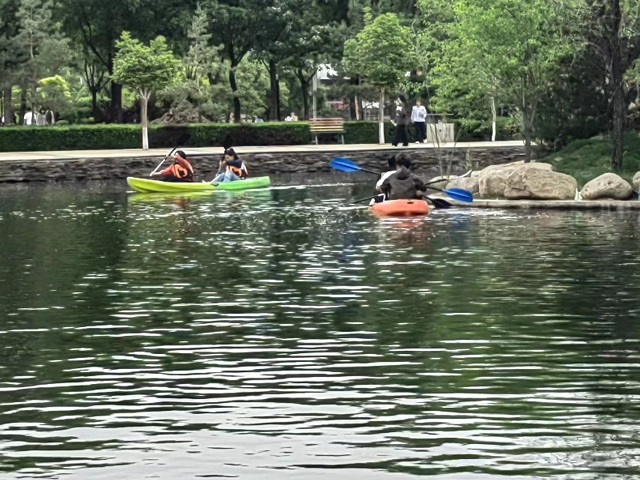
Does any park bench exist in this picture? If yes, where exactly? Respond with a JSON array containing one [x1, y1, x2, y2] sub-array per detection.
[[309, 118, 345, 144]]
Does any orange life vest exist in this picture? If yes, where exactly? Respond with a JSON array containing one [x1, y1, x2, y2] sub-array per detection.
[[162, 157, 194, 182], [227, 163, 248, 179]]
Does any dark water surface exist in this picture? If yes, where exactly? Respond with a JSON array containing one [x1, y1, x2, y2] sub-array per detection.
[[1, 176, 640, 479]]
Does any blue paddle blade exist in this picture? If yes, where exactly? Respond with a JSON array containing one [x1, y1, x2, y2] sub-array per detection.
[[443, 187, 474, 203], [330, 157, 361, 173]]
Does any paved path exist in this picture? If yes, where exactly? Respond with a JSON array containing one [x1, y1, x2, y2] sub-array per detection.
[[0, 140, 527, 162], [451, 199, 640, 210]]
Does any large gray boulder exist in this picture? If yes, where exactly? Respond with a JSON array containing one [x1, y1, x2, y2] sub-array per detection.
[[478, 162, 553, 198], [446, 176, 479, 195], [427, 175, 457, 191], [633, 171, 640, 192], [580, 173, 633, 200], [504, 167, 577, 200]]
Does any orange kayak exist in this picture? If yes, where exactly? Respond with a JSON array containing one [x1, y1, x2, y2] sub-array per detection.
[[370, 199, 431, 217]]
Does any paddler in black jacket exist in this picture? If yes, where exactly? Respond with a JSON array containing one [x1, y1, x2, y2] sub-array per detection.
[[380, 155, 428, 200]]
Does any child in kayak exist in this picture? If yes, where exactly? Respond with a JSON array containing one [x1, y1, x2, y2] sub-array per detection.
[[151, 150, 194, 182], [379, 154, 428, 200], [211, 148, 248, 183]]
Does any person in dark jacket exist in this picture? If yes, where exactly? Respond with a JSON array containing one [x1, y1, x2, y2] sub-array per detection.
[[380, 154, 428, 200], [392, 94, 410, 147]]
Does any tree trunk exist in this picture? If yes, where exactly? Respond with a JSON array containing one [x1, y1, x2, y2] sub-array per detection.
[[141, 91, 149, 150], [349, 76, 360, 120], [312, 70, 318, 119], [110, 82, 123, 123], [378, 88, 385, 144], [297, 68, 310, 120], [19, 88, 27, 125], [229, 63, 241, 123], [611, 47, 625, 171], [268, 59, 280, 122], [491, 95, 497, 142], [611, 87, 625, 171], [522, 106, 532, 162], [3, 89, 14, 126], [520, 79, 532, 162], [276, 73, 281, 121], [91, 90, 99, 120]]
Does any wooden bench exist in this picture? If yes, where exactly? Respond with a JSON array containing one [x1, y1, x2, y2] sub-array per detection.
[[309, 118, 345, 144]]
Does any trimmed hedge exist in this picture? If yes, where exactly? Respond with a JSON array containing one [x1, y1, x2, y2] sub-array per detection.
[[0, 122, 312, 152], [0, 120, 516, 152]]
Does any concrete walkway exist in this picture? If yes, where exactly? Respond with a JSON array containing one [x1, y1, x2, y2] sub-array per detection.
[[451, 199, 640, 210], [0, 140, 527, 162]]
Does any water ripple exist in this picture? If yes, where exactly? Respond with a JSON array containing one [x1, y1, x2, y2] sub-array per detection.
[[1, 181, 640, 479]]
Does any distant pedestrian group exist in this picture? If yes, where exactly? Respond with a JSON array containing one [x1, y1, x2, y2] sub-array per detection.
[[392, 96, 428, 147], [1, 107, 55, 126]]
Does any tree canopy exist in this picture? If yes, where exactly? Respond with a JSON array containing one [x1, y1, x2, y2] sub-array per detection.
[[1, 0, 640, 169]]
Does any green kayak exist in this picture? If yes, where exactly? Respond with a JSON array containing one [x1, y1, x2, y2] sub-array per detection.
[[127, 176, 272, 193]]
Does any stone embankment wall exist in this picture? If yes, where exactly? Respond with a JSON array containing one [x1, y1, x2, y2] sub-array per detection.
[[0, 147, 526, 183]]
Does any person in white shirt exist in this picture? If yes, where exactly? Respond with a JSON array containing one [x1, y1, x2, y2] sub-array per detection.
[[369, 156, 398, 205], [23, 108, 34, 126], [411, 99, 427, 143]]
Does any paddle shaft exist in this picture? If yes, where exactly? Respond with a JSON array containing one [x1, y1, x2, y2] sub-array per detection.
[[150, 133, 191, 176], [150, 147, 179, 176]]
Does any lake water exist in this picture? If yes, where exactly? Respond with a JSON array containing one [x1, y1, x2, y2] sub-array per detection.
[[1, 176, 640, 480]]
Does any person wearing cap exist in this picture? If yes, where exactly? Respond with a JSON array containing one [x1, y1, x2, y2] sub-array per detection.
[[151, 150, 194, 182], [211, 147, 248, 183]]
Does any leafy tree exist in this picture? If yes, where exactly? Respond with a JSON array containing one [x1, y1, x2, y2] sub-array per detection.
[[0, 0, 25, 124], [81, 52, 109, 122], [173, 2, 229, 121], [427, 0, 580, 161], [36, 74, 73, 121], [57, 0, 194, 123], [235, 57, 273, 119], [203, 0, 263, 123], [343, 9, 417, 143], [582, 0, 640, 170], [112, 32, 179, 149]]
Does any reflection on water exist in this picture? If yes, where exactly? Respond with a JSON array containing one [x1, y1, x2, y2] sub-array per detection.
[[1, 176, 640, 479]]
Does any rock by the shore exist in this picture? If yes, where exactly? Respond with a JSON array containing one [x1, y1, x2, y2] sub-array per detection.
[[580, 173, 633, 200], [633, 171, 640, 192], [504, 167, 577, 200], [478, 162, 553, 198], [427, 175, 458, 190], [446, 176, 479, 195]]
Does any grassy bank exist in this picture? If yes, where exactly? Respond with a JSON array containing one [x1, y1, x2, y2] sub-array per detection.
[[543, 133, 640, 187]]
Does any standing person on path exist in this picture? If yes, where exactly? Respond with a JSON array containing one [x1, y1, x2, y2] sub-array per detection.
[[23, 108, 34, 126], [392, 94, 410, 147], [411, 99, 427, 144]]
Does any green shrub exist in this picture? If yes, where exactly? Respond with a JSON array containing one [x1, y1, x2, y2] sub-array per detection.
[[0, 119, 521, 152], [453, 117, 521, 142], [544, 133, 640, 187], [0, 122, 311, 152], [344, 121, 401, 144]]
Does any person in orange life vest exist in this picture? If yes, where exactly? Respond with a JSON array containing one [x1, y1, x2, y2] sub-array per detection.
[[151, 150, 194, 182], [211, 148, 248, 183]]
